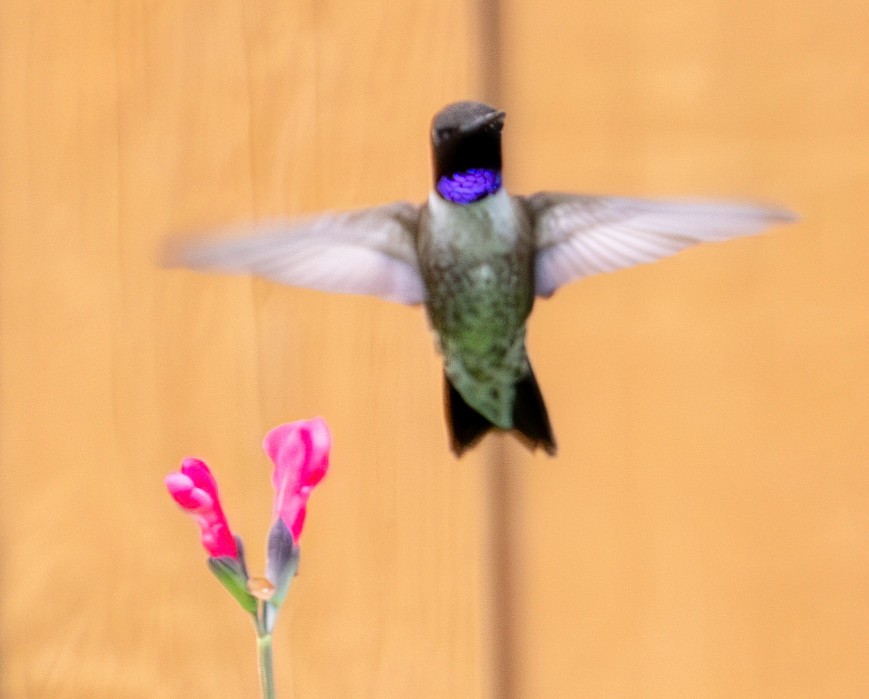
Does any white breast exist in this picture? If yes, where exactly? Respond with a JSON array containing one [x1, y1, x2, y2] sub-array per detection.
[[426, 188, 519, 254]]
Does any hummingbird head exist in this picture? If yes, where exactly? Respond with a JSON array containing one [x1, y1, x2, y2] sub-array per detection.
[[431, 101, 506, 204]]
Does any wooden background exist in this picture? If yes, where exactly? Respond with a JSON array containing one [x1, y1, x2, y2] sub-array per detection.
[[1, 0, 866, 697]]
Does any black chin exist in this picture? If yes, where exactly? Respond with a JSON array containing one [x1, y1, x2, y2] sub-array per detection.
[[432, 130, 502, 181]]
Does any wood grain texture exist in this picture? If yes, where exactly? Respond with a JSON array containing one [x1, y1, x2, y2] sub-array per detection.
[[3, 0, 867, 697], [0, 1, 489, 696], [501, 0, 869, 695]]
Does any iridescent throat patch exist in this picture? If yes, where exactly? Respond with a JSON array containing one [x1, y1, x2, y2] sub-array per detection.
[[436, 169, 502, 204]]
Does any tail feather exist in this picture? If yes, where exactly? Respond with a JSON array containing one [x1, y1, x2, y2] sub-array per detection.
[[444, 367, 557, 457], [512, 366, 557, 455], [445, 377, 493, 456]]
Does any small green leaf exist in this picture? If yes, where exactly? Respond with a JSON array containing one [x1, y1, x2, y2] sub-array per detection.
[[208, 555, 257, 615]]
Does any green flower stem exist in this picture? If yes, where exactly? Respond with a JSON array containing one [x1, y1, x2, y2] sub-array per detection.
[[254, 597, 277, 699], [256, 631, 275, 699]]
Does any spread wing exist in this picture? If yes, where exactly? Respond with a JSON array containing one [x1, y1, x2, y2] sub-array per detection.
[[525, 193, 797, 298], [166, 202, 426, 305]]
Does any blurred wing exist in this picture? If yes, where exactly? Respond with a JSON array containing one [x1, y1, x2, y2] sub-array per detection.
[[168, 202, 425, 305], [525, 193, 797, 298]]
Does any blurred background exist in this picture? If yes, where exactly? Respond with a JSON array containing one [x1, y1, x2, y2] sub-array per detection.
[[1, 0, 866, 696]]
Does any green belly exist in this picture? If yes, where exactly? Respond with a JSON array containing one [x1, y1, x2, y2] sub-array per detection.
[[430, 262, 531, 428]]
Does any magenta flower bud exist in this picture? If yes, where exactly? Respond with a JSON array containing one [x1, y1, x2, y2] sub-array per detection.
[[165, 457, 239, 559], [263, 418, 331, 542]]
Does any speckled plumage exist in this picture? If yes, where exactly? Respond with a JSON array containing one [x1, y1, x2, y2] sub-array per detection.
[[418, 189, 536, 428]]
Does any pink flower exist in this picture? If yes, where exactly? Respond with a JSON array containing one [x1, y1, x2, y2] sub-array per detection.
[[165, 457, 239, 559], [263, 418, 331, 542]]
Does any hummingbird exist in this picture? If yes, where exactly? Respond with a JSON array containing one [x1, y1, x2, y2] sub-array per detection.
[[173, 101, 795, 456]]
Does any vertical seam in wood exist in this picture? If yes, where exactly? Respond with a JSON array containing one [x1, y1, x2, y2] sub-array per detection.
[[475, 0, 519, 696]]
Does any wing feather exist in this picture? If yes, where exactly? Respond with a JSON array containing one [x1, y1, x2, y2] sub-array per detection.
[[525, 193, 796, 297], [166, 202, 426, 305]]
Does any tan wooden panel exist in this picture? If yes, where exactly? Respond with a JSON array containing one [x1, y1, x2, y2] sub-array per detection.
[[0, 2, 492, 696], [501, 0, 869, 695]]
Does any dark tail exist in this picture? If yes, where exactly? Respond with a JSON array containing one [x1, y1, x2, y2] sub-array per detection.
[[445, 378, 493, 456], [444, 366, 557, 457], [512, 365, 557, 455]]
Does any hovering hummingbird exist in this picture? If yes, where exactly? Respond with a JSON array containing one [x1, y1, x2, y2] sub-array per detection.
[[174, 101, 795, 456]]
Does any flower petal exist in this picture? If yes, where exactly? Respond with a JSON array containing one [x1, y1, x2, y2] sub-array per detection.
[[263, 418, 331, 542], [166, 458, 238, 559], [180, 457, 219, 496]]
